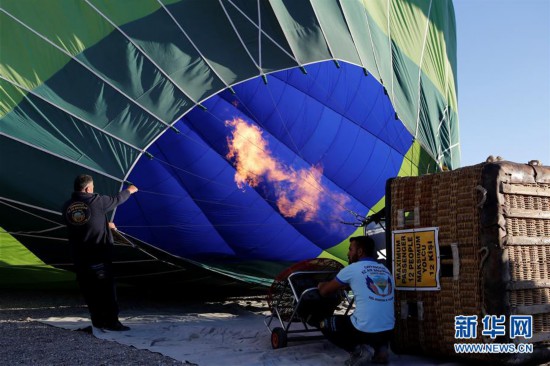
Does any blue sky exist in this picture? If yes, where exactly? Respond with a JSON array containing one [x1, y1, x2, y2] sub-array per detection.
[[453, 0, 550, 167]]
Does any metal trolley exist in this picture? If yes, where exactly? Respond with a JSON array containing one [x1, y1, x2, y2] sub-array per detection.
[[264, 259, 351, 349]]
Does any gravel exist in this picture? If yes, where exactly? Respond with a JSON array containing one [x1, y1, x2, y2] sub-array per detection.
[[0, 286, 266, 366]]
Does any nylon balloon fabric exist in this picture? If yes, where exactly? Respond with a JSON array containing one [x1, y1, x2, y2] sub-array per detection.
[[0, 0, 459, 284], [117, 61, 409, 264]]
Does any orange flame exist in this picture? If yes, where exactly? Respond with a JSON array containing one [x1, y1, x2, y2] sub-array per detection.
[[226, 117, 350, 223]]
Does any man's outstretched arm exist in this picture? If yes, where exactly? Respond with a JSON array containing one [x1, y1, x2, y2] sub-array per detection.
[[318, 278, 346, 297]]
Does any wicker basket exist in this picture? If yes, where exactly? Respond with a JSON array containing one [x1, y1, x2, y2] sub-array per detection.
[[386, 161, 550, 364]]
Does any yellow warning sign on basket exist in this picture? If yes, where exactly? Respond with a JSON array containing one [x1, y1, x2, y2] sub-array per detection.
[[392, 227, 440, 291]]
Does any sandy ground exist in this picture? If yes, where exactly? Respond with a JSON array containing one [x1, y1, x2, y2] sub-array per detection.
[[2, 286, 548, 366]]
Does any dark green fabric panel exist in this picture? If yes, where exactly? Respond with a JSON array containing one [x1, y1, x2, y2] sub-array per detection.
[[390, 39, 419, 137], [333, 6, 452, 167], [339, 0, 381, 79], [389, 38, 459, 170], [417, 142, 440, 174], [310, 0, 361, 64], [1, 0, 165, 56], [12, 57, 167, 149], [0, 0, 184, 116], [0, 135, 122, 213], [417, 72, 447, 165], [1, 0, 459, 181], [413, 0, 457, 80], [414, 0, 459, 168], [0, 12, 73, 117], [391, 37, 460, 171], [0, 9, 181, 149], [402, 141, 440, 176], [3, 0, 194, 125], [417, 86, 435, 162], [269, 0, 332, 64], [344, 1, 458, 169], [163, 0, 259, 86], [92, 0, 226, 103], [0, 80, 25, 116], [219, 0, 297, 73], [76, 30, 193, 124], [376, 0, 458, 122], [363, 1, 392, 84], [87, 0, 163, 28], [438, 111, 452, 160], [1, 81, 139, 177], [448, 112, 460, 168], [431, 0, 460, 169]]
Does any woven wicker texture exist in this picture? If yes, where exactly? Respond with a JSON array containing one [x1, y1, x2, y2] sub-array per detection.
[[389, 162, 550, 363], [390, 164, 485, 359], [504, 182, 550, 344]]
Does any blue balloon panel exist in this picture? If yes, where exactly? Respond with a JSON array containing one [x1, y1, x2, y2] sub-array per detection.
[[117, 61, 413, 263]]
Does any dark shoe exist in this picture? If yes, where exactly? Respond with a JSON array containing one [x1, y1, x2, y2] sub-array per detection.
[[372, 354, 389, 364], [372, 347, 389, 364], [305, 314, 322, 328], [102, 321, 130, 331], [345, 345, 373, 366]]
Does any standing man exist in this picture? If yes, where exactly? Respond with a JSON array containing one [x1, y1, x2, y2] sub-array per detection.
[[63, 174, 138, 331], [318, 236, 394, 365]]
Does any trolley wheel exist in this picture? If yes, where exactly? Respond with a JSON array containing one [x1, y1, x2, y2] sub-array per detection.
[[271, 327, 288, 349]]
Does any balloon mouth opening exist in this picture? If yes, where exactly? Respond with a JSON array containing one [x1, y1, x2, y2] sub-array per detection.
[[118, 60, 408, 263]]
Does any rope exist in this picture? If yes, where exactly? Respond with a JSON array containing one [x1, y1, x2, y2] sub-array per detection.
[[262, 67, 406, 218], [220, 77, 337, 217], [115, 230, 270, 287], [0, 196, 61, 217], [6, 225, 65, 235], [225, 0, 300, 63], [84, 0, 201, 108], [148, 109, 301, 201], [114, 230, 184, 269], [387, 0, 394, 105], [117, 221, 325, 229], [136, 189, 275, 212], [478, 247, 489, 271], [476, 185, 487, 208], [0, 8, 170, 129], [115, 268, 187, 279], [363, 0, 383, 80], [0, 231, 67, 241], [2, 21, 380, 229], [218, 0, 262, 73], [478, 247, 489, 315], [477, 245, 491, 345], [0, 75, 144, 154], [0, 189, 349, 235], [261, 76, 370, 219], [414, 0, 433, 140], [257, 0, 262, 69]]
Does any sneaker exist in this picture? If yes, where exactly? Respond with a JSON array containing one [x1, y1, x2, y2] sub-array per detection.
[[344, 345, 373, 366], [102, 321, 130, 331]]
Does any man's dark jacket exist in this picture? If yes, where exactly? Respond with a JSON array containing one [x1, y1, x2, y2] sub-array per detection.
[[63, 190, 131, 267]]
